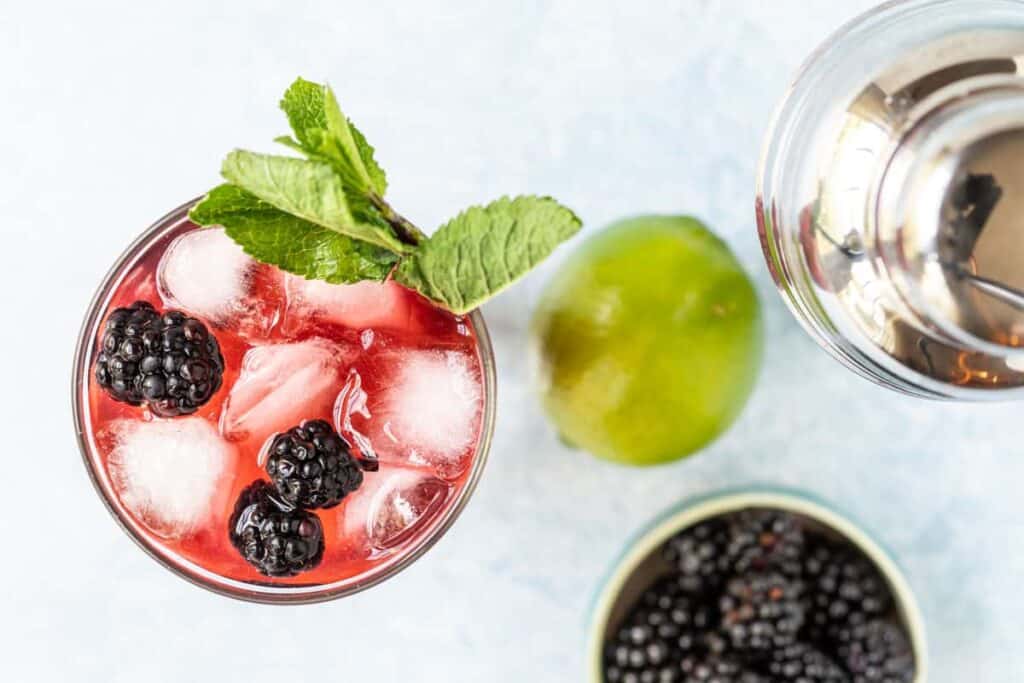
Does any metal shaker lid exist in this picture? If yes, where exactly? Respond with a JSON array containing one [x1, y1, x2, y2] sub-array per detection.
[[877, 77, 1024, 354]]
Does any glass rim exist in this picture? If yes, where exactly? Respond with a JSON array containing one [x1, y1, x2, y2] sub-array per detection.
[[70, 197, 498, 604]]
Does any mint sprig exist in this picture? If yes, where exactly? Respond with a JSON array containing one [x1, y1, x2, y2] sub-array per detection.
[[190, 77, 581, 314]]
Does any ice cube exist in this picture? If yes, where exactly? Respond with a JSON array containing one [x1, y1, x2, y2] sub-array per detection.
[[158, 227, 282, 340], [107, 417, 234, 539], [338, 349, 482, 479], [220, 338, 358, 448], [280, 276, 416, 335], [340, 467, 451, 551], [333, 368, 376, 467]]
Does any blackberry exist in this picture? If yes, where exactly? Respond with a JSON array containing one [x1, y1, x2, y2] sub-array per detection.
[[727, 509, 805, 579], [94, 301, 224, 417], [802, 541, 892, 643], [767, 643, 849, 683], [662, 518, 732, 594], [679, 656, 767, 683], [604, 577, 717, 683], [266, 420, 368, 509], [835, 620, 915, 683], [229, 481, 324, 577], [719, 572, 804, 653]]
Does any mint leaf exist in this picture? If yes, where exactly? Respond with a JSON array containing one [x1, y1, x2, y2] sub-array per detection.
[[189, 184, 397, 283], [349, 122, 387, 196], [394, 195, 582, 314], [220, 149, 409, 254], [278, 78, 328, 150], [279, 77, 387, 196], [273, 135, 306, 153]]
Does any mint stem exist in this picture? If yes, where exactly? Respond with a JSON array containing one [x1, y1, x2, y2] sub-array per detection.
[[370, 194, 426, 247]]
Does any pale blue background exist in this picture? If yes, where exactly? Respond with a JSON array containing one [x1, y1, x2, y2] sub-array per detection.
[[3, 0, 1020, 680]]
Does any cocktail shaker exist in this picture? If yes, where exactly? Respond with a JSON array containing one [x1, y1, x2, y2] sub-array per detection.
[[757, 0, 1024, 399]]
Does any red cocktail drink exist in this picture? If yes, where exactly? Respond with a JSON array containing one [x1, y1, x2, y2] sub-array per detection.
[[73, 200, 494, 602]]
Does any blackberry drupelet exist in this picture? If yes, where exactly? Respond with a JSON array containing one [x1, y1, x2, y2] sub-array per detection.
[[719, 572, 805, 653], [604, 577, 717, 683], [94, 300, 224, 417], [662, 518, 732, 594], [835, 620, 915, 683], [802, 540, 892, 643], [680, 656, 767, 683], [727, 509, 805, 578], [266, 420, 367, 509], [767, 643, 849, 683], [229, 481, 324, 577]]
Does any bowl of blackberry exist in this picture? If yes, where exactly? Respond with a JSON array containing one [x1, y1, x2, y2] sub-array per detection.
[[589, 491, 926, 683]]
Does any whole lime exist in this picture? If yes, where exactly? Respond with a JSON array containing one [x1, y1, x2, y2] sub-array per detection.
[[530, 216, 762, 466]]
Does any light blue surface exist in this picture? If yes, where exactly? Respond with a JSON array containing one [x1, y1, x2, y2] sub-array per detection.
[[3, 1, 1020, 680]]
